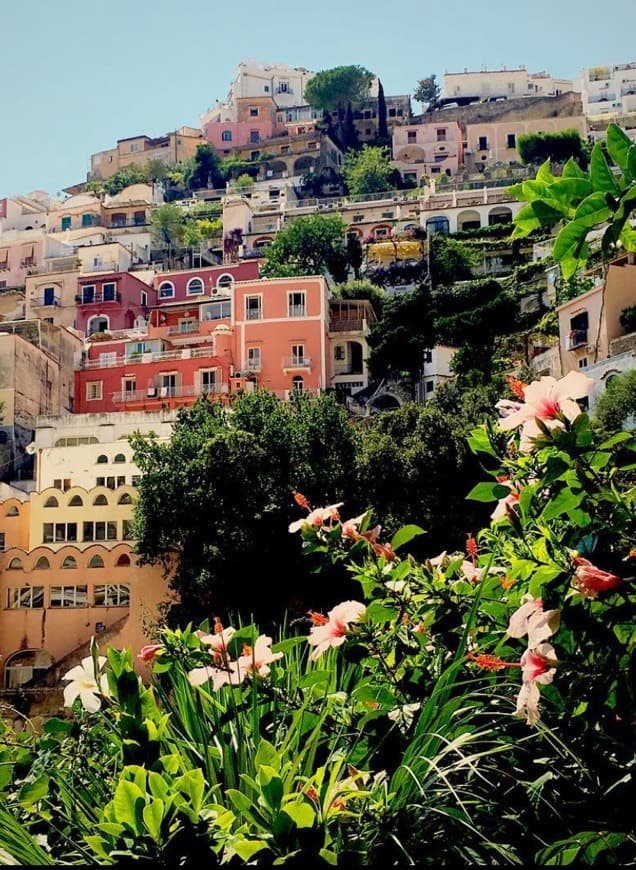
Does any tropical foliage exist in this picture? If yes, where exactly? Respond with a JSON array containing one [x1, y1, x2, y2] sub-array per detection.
[[0, 371, 634, 865]]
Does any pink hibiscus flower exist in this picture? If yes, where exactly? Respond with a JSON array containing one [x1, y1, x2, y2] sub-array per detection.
[[515, 642, 557, 725], [307, 600, 366, 660], [507, 595, 560, 648], [236, 635, 283, 679], [497, 371, 594, 452], [289, 503, 344, 534], [572, 556, 622, 598]]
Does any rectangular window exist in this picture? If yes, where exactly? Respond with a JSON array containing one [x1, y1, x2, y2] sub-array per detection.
[[247, 347, 261, 371], [245, 295, 262, 320], [86, 381, 103, 401], [291, 344, 305, 365], [50, 585, 88, 608], [0, 532, 5, 551], [82, 285, 95, 303], [280, 145, 291, 154], [249, 107, 259, 117], [141, 290, 148, 307], [201, 300, 231, 321], [42, 523, 77, 543], [478, 136, 489, 151], [160, 373, 177, 397], [288, 291, 306, 318], [102, 282, 116, 301], [43, 287, 56, 306], [8, 586, 44, 609], [99, 352, 117, 367], [134, 210, 145, 226], [250, 150, 260, 160], [436, 129, 447, 141], [250, 130, 260, 143], [53, 479, 71, 491], [199, 369, 217, 392], [122, 520, 135, 541], [131, 475, 141, 487], [96, 477, 105, 487], [94, 584, 130, 607], [221, 130, 232, 142], [130, 142, 139, 152], [507, 133, 516, 148], [83, 521, 117, 542], [81, 213, 94, 227], [61, 216, 72, 231], [123, 377, 136, 396]]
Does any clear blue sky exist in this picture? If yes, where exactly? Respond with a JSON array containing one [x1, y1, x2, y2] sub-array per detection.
[[2, 0, 634, 197]]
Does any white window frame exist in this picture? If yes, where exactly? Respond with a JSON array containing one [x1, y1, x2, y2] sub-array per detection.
[[199, 368, 217, 392], [186, 277, 204, 296], [158, 280, 175, 299], [291, 344, 305, 365], [86, 381, 103, 401], [245, 295, 262, 320], [215, 273, 235, 292], [247, 347, 262, 371], [287, 291, 306, 318]]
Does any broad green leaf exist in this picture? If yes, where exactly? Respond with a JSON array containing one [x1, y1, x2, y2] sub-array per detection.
[[521, 179, 548, 201], [227, 788, 252, 814], [366, 602, 397, 623], [531, 198, 567, 223], [573, 192, 612, 228], [282, 801, 315, 829], [231, 839, 270, 861], [42, 718, 74, 736], [549, 177, 593, 203], [258, 765, 283, 812], [536, 158, 557, 185], [540, 489, 583, 521], [298, 670, 330, 689], [142, 798, 165, 842], [255, 739, 280, 773], [174, 769, 205, 813], [590, 142, 620, 194], [466, 482, 511, 503], [552, 220, 588, 263], [18, 775, 49, 806], [627, 144, 636, 182], [467, 426, 497, 457], [148, 771, 170, 803], [619, 222, 636, 251], [112, 779, 145, 834], [562, 157, 588, 179], [390, 524, 424, 551], [606, 122, 633, 170]]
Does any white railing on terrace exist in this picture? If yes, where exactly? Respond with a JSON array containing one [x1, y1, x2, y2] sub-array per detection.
[[113, 384, 224, 403], [282, 357, 311, 368], [82, 346, 215, 369]]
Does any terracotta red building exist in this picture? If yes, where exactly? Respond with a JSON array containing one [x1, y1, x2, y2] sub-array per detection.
[[76, 272, 156, 336]]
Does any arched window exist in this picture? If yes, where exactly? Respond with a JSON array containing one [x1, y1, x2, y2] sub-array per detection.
[[116, 553, 131, 567], [87, 315, 110, 336], [34, 556, 50, 570], [186, 277, 204, 296], [44, 496, 59, 508], [291, 375, 304, 394], [118, 493, 133, 505], [61, 556, 77, 569], [5, 505, 19, 516], [96, 455, 108, 464], [93, 494, 108, 506], [88, 554, 105, 568], [113, 453, 126, 464], [68, 495, 84, 507], [8, 557, 23, 570], [158, 281, 174, 299], [216, 274, 234, 293]]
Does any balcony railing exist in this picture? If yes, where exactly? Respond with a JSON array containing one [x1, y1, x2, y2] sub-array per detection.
[[112, 383, 224, 403], [81, 261, 119, 274], [245, 308, 263, 320], [81, 346, 215, 369], [245, 359, 262, 372], [287, 306, 306, 318], [27, 257, 80, 275], [330, 319, 364, 332], [167, 322, 200, 335], [567, 329, 588, 350], [76, 290, 121, 305], [31, 296, 61, 307], [282, 357, 311, 369]]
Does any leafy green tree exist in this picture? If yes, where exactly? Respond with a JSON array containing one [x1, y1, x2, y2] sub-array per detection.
[[150, 203, 185, 248], [429, 234, 478, 287], [346, 233, 364, 279], [131, 392, 362, 623], [413, 74, 441, 111], [343, 145, 395, 195], [102, 163, 150, 195], [510, 123, 636, 279], [355, 384, 498, 552], [234, 172, 255, 193], [260, 213, 348, 279], [305, 65, 374, 115], [593, 369, 636, 433], [377, 79, 388, 141], [367, 284, 435, 383], [331, 278, 386, 317], [183, 143, 225, 190], [517, 129, 589, 168]]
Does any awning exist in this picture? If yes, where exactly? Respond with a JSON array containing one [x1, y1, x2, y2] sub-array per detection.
[[21, 244, 34, 260]]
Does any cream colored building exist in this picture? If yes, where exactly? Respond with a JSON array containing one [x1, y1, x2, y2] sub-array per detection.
[[443, 67, 573, 102], [88, 127, 203, 181], [575, 61, 636, 119], [465, 115, 587, 166]]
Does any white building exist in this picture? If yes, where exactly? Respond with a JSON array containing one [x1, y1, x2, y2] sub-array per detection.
[[575, 61, 636, 118], [442, 67, 573, 103]]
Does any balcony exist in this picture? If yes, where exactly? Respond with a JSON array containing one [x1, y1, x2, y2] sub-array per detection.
[[31, 295, 61, 307], [76, 290, 122, 305], [245, 359, 262, 373], [330, 319, 364, 332], [81, 346, 215, 369], [167, 322, 200, 336], [81, 261, 119, 274], [567, 329, 588, 350], [27, 257, 80, 275], [112, 383, 225, 404], [282, 356, 311, 369]]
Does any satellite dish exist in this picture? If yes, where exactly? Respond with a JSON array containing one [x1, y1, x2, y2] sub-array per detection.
[[25, 442, 36, 455]]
